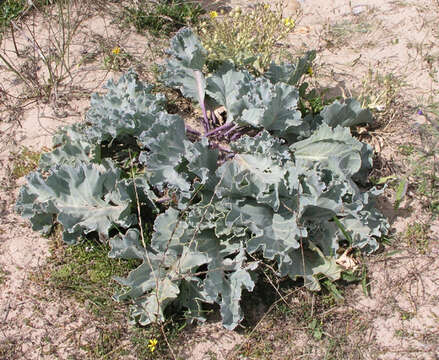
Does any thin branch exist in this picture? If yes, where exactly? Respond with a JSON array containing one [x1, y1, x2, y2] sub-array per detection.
[[248, 253, 294, 311], [10, 21, 20, 56], [160, 323, 177, 360]]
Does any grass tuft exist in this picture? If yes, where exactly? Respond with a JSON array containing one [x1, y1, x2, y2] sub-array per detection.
[[10, 146, 41, 179], [0, 265, 9, 285], [45, 228, 140, 316], [124, 0, 204, 37], [403, 222, 431, 254], [0, 0, 25, 33]]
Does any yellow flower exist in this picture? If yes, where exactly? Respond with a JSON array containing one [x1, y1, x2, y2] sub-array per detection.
[[148, 339, 158, 353], [307, 66, 313, 76], [282, 17, 295, 28], [209, 11, 218, 19], [112, 47, 121, 55]]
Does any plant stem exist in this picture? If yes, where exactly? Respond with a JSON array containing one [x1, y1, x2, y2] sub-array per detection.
[[223, 124, 238, 138], [211, 109, 218, 126], [0, 52, 34, 90], [10, 21, 19, 56], [185, 125, 201, 136], [205, 122, 234, 137]]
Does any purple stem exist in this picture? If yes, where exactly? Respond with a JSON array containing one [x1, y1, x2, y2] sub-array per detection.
[[194, 70, 210, 133], [229, 127, 251, 141], [185, 125, 201, 137], [205, 122, 234, 137], [229, 132, 243, 141], [223, 124, 238, 138], [211, 110, 218, 127], [200, 108, 210, 134]]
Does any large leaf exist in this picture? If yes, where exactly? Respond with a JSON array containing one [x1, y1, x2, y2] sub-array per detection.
[[291, 124, 369, 179], [296, 164, 349, 220], [240, 80, 307, 138], [224, 197, 304, 260], [114, 254, 178, 325], [186, 137, 220, 189], [40, 123, 100, 170], [39, 140, 98, 171], [231, 130, 291, 161], [342, 188, 389, 253], [320, 98, 373, 128], [162, 28, 210, 130], [109, 228, 146, 260], [113, 215, 210, 326], [265, 51, 316, 86], [196, 231, 258, 330], [138, 113, 192, 192], [86, 70, 165, 142], [216, 154, 288, 211], [15, 161, 135, 244], [117, 251, 207, 326], [205, 63, 252, 121], [51, 122, 90, 146], [279, 241, 341, 291], [166, 27, 206, 70], [151, 208, 188, 253]]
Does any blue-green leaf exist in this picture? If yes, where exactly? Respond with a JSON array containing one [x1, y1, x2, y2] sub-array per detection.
[[15, 161, 135, 244]]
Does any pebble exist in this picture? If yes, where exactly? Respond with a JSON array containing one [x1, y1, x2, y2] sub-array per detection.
[[352, 5, 368, 15]]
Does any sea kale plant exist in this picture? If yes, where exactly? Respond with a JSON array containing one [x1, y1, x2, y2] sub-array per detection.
[[16, 28, 388, 330]]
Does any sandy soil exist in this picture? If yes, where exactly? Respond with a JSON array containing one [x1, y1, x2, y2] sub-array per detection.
[[0, 0, 438, 359]]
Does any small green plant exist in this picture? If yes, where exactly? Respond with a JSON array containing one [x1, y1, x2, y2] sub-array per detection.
[[298, 88, 342, 117], [308, 318, 324, 340], [359, 69, 402, 114], [103, 46, 130, 72], [403, 223, 430, 253], [400, 309, 415, 321], [124, 0, 204, 37], [371, 175, 408, 210], [398, 144, 415, 156], [198, 3, 295, 74], [0, 0, 25, 33], [395, 115, 439, 214], [394, 329, 411, 338], [10, 146, 41, 179], [321, 278, 344, 302], [412, 157, 439, 212], [0, 265, 9, 285], [0, 337, 19, 360]]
